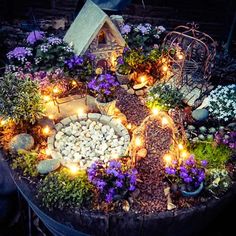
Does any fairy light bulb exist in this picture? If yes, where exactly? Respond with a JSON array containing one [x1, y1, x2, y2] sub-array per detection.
[[42, 126, 50, 136], [68, 164, 79, 175], [152, 107, 159, 115], [72, 80, 77, 86], [181, 150, 188, 159], [77, 108, 85, 116], [43, 95, 51, 102], [135, 137, 142, 147], [0, 120, 6, 126], [163, 154, 172, 166], [162, 65, 168, 72], [177, 53, 184, 60], [48, 114, 54, 120], [127, 123, 132, 130], [178, 143, 184, 150], [161, 117, 169, 126], [53, 87, 60, 94]]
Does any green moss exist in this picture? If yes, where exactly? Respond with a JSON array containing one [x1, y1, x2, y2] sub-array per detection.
[[190, 142, 232, 168], [37, 169, 94, 210], [11, 150, 39, 177]]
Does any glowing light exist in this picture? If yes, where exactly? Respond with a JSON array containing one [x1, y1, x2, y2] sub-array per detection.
[[152, 107, 159, 115], [0, 120, 6, 126], [127, 123, 132, 130], [68, 164, 79, 175], [135, 136, 142, 147], [116, 118, 122, 124], [77, 108, 85, 116], [45, 149, 50, 155], [161, 57, 167, 63], [42, 126, 50, 136], [139, 75, 147, 84], [162, 65, 168, 72], [161, 117, 169, 126], [178, 143, 184, 150], [71, 80, 77, 86], [43, 95, 51, 102], [163, 154, 172, 166], [181, 150, 188, 159], [48, 114, 54, 120], [53, 87, 60, 94], [177, 53, 184, 60]]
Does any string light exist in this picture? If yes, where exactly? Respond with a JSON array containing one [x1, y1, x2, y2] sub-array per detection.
[[162, 65, 168, 72], [0, 120, 6, 126], [53, 87, 60, 94], [127, 123, 132, 130], [177, 53, 184, 60], [178, 143, 184, 150], [48, 114, 54, 120], [152, 107, 159, 115], [163, 154, 172, 166], [68, 164, 79, 175], [77, 108, 85, 116], [42, 126, 50, 136], [135, 136, 142, 147], [181, 150, 188, 159], [43, 95, 51, 102], [71, 80, 77, 86], [161, 117, 169, 126]]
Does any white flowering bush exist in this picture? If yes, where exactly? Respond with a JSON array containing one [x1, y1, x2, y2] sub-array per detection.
[[208, 84, 236, 121]]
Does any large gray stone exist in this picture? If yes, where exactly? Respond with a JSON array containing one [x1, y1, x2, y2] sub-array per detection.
[[9, 133, 34, 153], [192, 109, 209, 122], [37, 159, 61, 174]]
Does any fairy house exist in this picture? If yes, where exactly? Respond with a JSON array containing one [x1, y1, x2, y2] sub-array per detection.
[[64, 0, 126, 68]]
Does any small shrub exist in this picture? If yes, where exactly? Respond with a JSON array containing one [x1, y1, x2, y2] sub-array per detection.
[[206, 168, 232, 196], [11, 150, 39, 177], [191, 142, 232, 168], [0, 74, 44, 124], [147, 83, 184, 111], [38, 169, 94, 210]]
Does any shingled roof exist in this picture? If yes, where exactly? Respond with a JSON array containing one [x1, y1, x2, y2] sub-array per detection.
[[63, 0, 126, 55]]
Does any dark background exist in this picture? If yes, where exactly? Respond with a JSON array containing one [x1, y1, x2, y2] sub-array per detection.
[[0, 0, 236, 235]]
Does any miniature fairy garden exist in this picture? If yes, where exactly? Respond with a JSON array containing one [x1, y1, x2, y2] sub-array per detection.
[[0, 0, 236, 235]]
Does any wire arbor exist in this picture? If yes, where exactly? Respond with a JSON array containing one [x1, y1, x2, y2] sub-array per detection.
[[162, 23, 217, 106]]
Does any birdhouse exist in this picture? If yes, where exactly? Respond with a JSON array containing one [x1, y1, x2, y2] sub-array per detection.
[[64, 0, 125, 70]]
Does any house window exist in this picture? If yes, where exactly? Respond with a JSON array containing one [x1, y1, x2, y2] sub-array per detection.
[[98, 31, 106, 44]]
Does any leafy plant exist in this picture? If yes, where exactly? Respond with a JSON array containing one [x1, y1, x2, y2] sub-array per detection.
[[64, 53, 95, 81], [11, 150, 39, 177], [165, 154, 207, 192], [34, 36, 74, 71], [87, 160, 137, 203], [38, 169, 94, 210], [190, 142, 232, 168], [206, 168, 232, 196], [0, 74, 44, 124], [147, 83, 184, 111]]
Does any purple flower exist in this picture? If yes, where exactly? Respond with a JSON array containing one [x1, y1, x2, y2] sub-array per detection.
[[121, 24, 131, 35], [117, 57, 124, 65], [129, 185, 136, 191], [26, 30, 45, 44], [109, 160, 121, 169], [47, 36, 62, 45], [115, 180, 123, 188], [7, 47, 32, 61], [96, 180, 107, 190], [165, 167, 176, 175], [201, 160, 208, 167], [229, 143, 236, 149], [180, 172, 188, 179], [184, 177, 193, 183], [105, 192, 113, 202]]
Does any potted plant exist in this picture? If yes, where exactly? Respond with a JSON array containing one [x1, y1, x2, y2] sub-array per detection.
[[88, 73, 119, 115], [165, 154, 207, 197]]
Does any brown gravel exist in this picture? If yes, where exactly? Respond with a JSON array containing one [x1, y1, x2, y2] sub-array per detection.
[[116, 87, 150, 126], [132, 119, 173, 213]]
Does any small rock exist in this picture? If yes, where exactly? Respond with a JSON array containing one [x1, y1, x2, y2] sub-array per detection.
[[120, 84, 128, 90], [127, 88, 135, 95], [209, 127, 217, 134], [37, 159, 61, 174], [9, 133, 34, 153], [207, 134, 214, 140], [199, 126, 207, 133], [187, 125, 195, 131], [135, 90, 144, 96], [122, 200, 130, 212], [137, 148, 147, 158], [198, 134, 205, 140], [228, 122, 236, 131], [192, 109, 209, 121]]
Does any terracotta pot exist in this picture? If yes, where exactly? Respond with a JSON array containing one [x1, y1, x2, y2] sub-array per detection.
[[115, 71, 131, 84], [95, 99, 116, 116]]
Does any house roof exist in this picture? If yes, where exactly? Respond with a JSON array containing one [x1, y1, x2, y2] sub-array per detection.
[[63, 0, 126, 55]]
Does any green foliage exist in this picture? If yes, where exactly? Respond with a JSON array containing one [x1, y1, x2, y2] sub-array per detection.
[[0, 74, 44, 124], [206, 168, 232, 196], [191, 142, 232, 168], [38, 169, 94, 210], [11, 150, 39, 177], [146, 83, 184, 111]]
